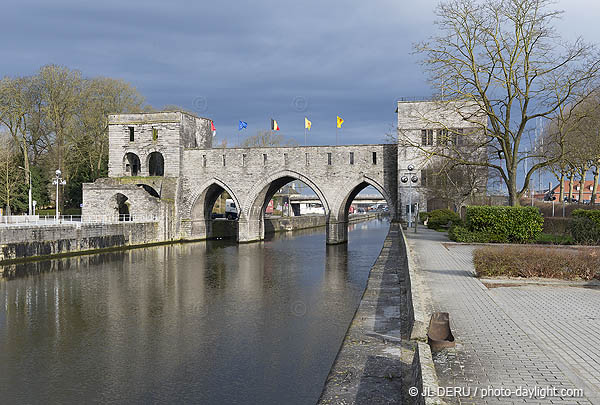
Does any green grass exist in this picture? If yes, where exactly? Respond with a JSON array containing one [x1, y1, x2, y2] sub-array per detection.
[[535, 233, 574, 245]]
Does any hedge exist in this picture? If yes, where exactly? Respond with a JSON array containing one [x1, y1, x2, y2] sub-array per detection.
[[542, 217, 572, 236], [473, 245, 600, 280], [449, 225, 508, 243], [458, 206, 543, 243], [426, 209, 461, 230], [572, 209, 600, 226]]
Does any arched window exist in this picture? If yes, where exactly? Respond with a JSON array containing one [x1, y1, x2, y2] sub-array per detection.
[[114, 193, 130, 221], [148, 152, 164, 176], [124, 153, 141, 176]]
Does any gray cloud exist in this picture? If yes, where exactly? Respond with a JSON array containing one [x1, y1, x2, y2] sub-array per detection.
[[1, 0, 596, 146]]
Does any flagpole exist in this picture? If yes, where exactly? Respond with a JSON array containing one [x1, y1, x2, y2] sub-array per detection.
[[336, 124, 338, 146], [304, 125, 307, 147]]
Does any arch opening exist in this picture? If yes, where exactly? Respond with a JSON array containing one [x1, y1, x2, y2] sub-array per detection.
[[136, 184, 160, 198], [124, 153, 141, 176], [190, 181, 240, 240], [327, 179, 393, 244], [148, 152, 164, 176], [113, 193, 130, 221], [246, 175, 329, 241]]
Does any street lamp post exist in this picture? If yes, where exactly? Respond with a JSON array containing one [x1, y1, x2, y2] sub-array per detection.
[[53, 169, 66, 221], [401, 164, 419, 230], [18, 166, 32, 215]]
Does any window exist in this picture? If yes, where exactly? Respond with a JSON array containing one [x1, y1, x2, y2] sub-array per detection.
[[350, 152, 354, 165], [222, 154, 226, 166], [437, 129, 448, 146], [421, 129, 433, 146], [452, 128, 464, 146], [202, 154, 207, 167], [327, 152, 332, 165], [124, 153, 140, 176], [148, 152, 164, 176], [284, 153, 288, 165], [305, 152, 309, 166], [128, 126, 135, 142], [372, 152, 377, 165], [421, 169, 427, 187], [242, 154, 247, 167], [263, 153, 268, 165], [152, 128, 158, 141]]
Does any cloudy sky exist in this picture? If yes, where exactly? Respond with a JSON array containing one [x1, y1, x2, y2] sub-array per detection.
[[1, 0, 597, 150]]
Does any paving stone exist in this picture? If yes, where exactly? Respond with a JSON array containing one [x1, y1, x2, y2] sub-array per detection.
[[406, 228, 597, 404]]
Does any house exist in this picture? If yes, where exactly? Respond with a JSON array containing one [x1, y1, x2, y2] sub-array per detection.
[[550, 180, 600, 203]]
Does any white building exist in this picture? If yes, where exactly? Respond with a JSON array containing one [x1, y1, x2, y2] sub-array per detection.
[[396, 99, 488, 215]]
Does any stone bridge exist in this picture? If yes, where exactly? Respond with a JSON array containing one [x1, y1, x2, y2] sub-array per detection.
[[83, 111, 404, 244], [179, 144, 398, 243]]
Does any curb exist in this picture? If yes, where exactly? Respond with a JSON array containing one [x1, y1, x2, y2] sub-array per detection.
[[401, 228, 446, 405]]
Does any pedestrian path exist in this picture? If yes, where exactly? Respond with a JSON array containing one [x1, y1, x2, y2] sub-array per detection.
[[406, 227, 599, 404]]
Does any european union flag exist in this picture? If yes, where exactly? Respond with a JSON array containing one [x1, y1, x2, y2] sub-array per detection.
[[239, 121, 248, 131]]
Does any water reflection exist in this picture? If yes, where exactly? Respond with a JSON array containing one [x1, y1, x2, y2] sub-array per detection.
[[0, 219, 389, 404]]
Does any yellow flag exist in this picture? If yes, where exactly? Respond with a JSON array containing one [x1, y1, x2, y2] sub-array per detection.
[[337, 115, 344, 128], [305, 117, 312, 130]]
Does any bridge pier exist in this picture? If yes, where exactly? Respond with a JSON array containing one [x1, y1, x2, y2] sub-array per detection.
[[326, 220, 348, 244], [238, 218, 264, 243]]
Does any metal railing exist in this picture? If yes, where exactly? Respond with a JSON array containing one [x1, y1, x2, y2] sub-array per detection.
[[0, 214, 158, 227]]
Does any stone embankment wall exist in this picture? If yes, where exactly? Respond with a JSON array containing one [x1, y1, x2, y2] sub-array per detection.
[[0, 222, 159, 266], [265, 212, 382, 233], [208, 213, 384, 239], [319, 223, 440, 405]]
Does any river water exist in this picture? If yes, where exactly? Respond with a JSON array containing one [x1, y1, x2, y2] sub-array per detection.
[[0, 218, 389, 404]]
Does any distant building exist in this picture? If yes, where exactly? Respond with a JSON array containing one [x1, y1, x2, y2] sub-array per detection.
[[550, 180, 600, 203]]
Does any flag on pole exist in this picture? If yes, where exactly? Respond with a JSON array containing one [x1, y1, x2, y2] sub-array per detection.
[[305, 117, 312, 130], [336, 116, 344, 128], [238, 120, 248, 131], [271, 119, 280, 131], [211, 121, 216, 136]]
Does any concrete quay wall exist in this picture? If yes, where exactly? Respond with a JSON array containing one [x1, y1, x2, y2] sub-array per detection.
[[0, 222, 159, 265], [318, 223, 441, 404]]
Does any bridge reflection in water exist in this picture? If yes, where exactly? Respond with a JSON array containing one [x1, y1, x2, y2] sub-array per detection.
[[0, 218, 390, 404]]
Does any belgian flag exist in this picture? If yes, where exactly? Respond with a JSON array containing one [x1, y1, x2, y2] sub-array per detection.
[[271, 119, 280, 131]]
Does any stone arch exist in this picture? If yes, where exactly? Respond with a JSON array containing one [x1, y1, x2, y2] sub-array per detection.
[[148, 151, 164, 176], [240, 169, 330, 242], [136, 184, 160, 198], [112, 193, 131, 221], [335, 176, 395, 223], [123, 152, 141, 176], [327, 176, 395, 244], [188, 178, 242, 239]]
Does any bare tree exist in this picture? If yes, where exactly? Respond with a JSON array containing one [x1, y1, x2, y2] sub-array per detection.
[[0, 77, 31, 193], [423, 158, 488, 210], [0, 133, 22, 215], [68, 77, 145, 178], [411, 0, 600, 206], [38, 65, 83, 175], [240, 130, 297, 148]]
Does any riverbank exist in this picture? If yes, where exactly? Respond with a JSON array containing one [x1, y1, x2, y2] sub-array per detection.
[[0, 222, 159, 266], [0, 213, 385, 270], [265, 212, 384, 233], [318, 223, 439, 405]]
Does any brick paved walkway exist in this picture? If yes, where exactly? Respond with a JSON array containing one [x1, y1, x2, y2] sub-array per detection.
[[406, 227, 599, 404]]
